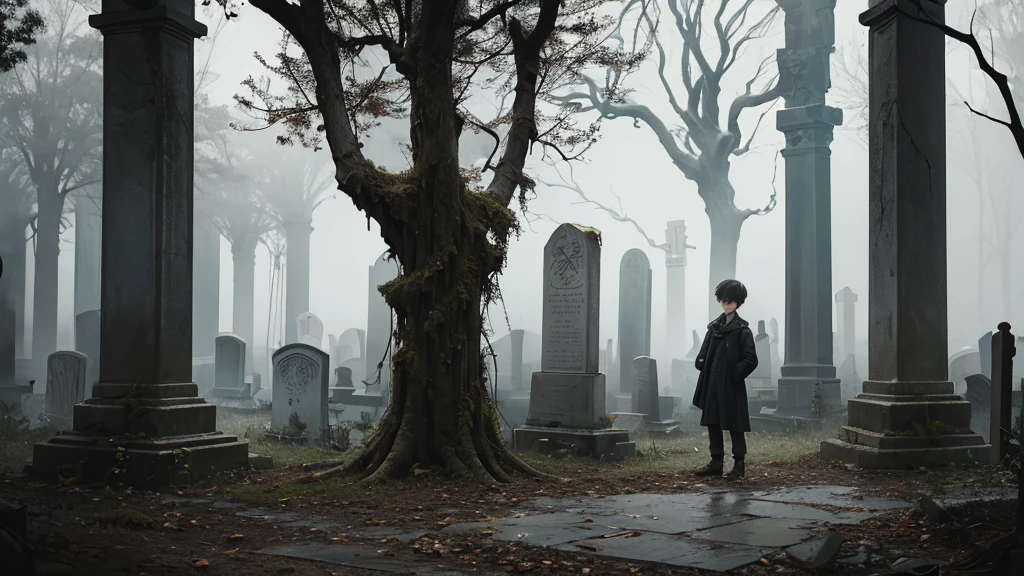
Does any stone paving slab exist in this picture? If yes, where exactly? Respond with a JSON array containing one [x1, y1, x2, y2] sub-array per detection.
[[691, 517, 814, 548], [505, 486, 911, 572]]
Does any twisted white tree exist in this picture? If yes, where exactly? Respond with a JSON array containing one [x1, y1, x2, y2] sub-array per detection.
[[550, 0, 782, 319]]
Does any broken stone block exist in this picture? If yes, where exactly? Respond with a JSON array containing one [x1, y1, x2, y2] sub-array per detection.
[[249, 453, 273, 471], [784, 530, 844, 568]]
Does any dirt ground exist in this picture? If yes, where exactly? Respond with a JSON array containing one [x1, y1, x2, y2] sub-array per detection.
[[2, 447, 1018, 576]]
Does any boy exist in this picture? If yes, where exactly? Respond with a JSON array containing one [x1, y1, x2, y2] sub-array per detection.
[[691, 279, 758, 480]]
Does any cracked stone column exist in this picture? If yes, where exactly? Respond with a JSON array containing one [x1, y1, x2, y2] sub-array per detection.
[[774, 0, 842, 418], [33, 0, 248, 486], [819, 0, 989, 467]]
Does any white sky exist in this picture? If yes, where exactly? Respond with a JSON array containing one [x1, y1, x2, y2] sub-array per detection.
[[32, 0, 1024, 363]]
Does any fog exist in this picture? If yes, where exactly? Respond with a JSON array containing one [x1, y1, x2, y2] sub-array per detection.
[[13, 0, 1023, 375]]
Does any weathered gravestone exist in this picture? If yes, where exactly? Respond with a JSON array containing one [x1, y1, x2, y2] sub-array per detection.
[[964, 373, 1021, 445], [272, 344, 330, 444], [990, 323, 1016, 465], [296, 312, 324, 349], [514, 224, 631, 457], [44, 351, 88, 430], [617, 249, 652, 401], [630, 356, 678, 433], [336, 327, 367, 386], [948, 347, 980, 396], [747, 321, 776, 412], [74, 309, 101, 398], [768, 318, 783, 382], [330, 366, 356, 404], [212, 334, 254, 402]]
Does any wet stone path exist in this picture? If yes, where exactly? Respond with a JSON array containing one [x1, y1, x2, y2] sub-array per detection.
[[164, 485, 912, 574]]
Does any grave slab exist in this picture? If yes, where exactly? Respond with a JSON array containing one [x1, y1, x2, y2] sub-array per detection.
[[691, 517, 814, 548], [491, 512, 619, 546]]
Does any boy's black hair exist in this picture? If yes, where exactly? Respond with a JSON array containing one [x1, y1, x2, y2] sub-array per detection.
[[714, 279, 747, 307]]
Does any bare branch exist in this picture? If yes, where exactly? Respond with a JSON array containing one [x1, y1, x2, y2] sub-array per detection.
[[740, 148, 780, 218], [540, 169, 670, 253]]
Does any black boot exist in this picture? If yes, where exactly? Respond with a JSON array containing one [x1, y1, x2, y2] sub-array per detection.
[[725, 458, 745, 480], [693, 458, 724, 477]]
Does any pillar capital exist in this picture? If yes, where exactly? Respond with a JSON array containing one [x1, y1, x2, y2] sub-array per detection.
[[90, 0, 206, 39], [861, 0, 946, 29]]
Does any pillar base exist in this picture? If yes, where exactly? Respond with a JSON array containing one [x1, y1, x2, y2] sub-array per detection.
[[819, 380, 991, 469], [31, 382, 249, 487], [776, 377, 842, 418]]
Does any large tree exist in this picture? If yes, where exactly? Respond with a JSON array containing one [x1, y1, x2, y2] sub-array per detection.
[[0, 0, 101, 381], [217, 0, 617, 482], [0, 0, 44, 72], [552, 0, 782, 320]]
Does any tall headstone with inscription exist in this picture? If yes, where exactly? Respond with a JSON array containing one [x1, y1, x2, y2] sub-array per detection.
[[271, 343, 329, 444], [616, 249, 652, 408], [514, 224, 631, 457]]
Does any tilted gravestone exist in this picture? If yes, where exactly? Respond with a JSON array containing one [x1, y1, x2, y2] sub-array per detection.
[[515, 224, 631, 457], [272, 343, 330, 444], [979, 331, 993, 379], [630, 356, 678, 433], [296, 312, 324, 349], [44, 351, 87, 430], [74, 309, 101, 398]]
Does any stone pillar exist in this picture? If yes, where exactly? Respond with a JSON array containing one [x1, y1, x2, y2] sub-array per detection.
[[820, 0, 989, 467], [192, 211, 220, 360], [617, 249, 652, 397], [774, 0, 842, 418], [664, 221, 694, 361], [990, 323, 1015, 465], [73, 187, 102, 321], [33, 0, 247, 486], [283, 219, 311, 345]]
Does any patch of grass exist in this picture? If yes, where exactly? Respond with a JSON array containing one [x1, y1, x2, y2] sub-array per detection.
[[89, 508, 156, 529], [521, 427, 835, 477], [214, 410, 348, 468]]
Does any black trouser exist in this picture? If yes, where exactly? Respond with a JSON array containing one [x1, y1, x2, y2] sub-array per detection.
[[708, 425, 746, 459]]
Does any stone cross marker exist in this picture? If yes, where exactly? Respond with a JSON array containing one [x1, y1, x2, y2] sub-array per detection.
[[297, 312, 324, 348], [540, 224, 601, 373], [990, 323, 1016, 465], [272, 343, 330, 444], [617, 249, 652, 393], [45, 351, 87, 430]]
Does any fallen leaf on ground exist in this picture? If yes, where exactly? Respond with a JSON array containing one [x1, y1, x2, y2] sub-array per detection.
[[227, 534, 244, 542], [191, 559, 209, 568]]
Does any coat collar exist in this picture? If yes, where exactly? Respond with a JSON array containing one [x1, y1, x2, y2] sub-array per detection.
[[707, 312, 748, 333]]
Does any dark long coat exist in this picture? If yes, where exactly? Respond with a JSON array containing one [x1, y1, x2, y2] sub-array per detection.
[[691, 313, 758, 432]]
